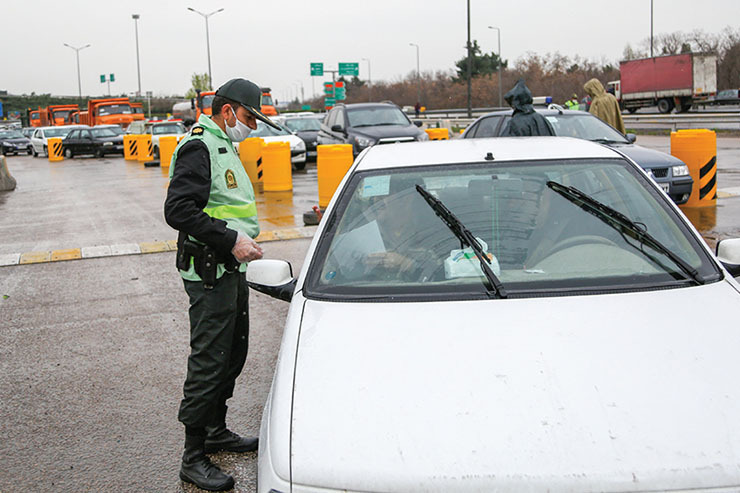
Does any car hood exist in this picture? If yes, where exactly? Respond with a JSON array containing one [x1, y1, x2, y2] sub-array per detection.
[[607, 142, 685, 169], [291, 281, 740, 492], [2, 138, 30, 145], [354, 124, 423, 141]]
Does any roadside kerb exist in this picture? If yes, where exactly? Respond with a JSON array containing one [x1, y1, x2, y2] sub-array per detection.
[[0, 226, 318, 267]]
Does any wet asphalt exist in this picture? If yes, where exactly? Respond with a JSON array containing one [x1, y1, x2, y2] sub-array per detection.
[[1, 135, 740, 492]]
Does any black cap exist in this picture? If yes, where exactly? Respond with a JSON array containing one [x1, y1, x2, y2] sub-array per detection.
[[215, 78, 280, 129]]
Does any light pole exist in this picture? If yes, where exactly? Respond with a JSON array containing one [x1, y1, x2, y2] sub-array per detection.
[[63, 43, 91, 100], [466, 0, 472, 118], [187, 7, 224, 90], [650, 0, 654, 57], [362, 57, 372, 102], [132, 14, 142, 97], [487, 26, 503, 108], [409, 43, 420, 104]]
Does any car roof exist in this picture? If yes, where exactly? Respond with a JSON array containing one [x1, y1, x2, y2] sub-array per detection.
[[355, 137, 621, 171], [339, 102, 400, 110]]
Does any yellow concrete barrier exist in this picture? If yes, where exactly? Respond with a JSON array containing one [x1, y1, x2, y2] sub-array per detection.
[[137, 134, 154, 163], [239, 138, 264, 185], [158, 136, 178, 168], [317, 144, 353, 209], [124, 135, 139, 160], [48, 137, 64, 162], [671, 129, 716, 207], [425, 128, 448, 140], [262, 141, 292, 192]]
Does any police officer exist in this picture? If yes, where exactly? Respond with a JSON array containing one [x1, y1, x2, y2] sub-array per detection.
[[164, 78, 279, 491]]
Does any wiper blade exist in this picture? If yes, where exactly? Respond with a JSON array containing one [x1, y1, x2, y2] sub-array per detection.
[[415, 185, 507, 298], [546, 181, 704, 285], [592, 138, 627, 144]]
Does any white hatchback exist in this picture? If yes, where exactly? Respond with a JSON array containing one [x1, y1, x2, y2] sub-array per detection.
[[249, 137, 740, 493]]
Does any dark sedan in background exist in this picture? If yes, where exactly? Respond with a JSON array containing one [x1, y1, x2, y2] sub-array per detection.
[[462, 108, 693, 204], [283, 115, 323, 160], [0, 129, 32, 156], [63, 127, 124, 158]]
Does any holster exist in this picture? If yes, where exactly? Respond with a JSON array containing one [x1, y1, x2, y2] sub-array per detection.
[[177, 232, 240, 289]]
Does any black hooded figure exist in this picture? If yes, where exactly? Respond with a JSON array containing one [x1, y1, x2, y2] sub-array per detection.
[[501, 78, 555, 137]]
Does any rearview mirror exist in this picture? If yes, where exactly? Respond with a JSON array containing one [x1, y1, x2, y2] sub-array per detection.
[[413, 120, 423, 127], [246, 259, 296, 302], [626, 133, 637, 143], [716, 238, 740, 277], [331, 124, 345, 133]]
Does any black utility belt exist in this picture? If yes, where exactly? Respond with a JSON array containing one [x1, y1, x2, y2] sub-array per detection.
[[177, 238, 239, 289]]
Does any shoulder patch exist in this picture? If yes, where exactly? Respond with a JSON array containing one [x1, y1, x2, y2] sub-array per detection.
[[225, 169, 238, 189], [218, 147, 228, 154], [191, 126, 204, 135]]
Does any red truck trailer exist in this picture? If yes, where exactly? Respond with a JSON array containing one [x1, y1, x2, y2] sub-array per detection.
[[608, 53, 717, 114]]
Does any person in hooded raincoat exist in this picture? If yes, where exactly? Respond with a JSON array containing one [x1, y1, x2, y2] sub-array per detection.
[[501, 78, 555, 137], [583, 78, 626, 134]]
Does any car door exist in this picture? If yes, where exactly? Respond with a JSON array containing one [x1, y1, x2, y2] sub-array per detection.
[[318, 109, 339, 145], [32, 129, 42, 153], [64, 130, 79, 153], [80, 130, 93, 154]]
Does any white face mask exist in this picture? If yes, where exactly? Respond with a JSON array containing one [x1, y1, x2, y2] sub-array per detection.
[[224, 107, 252, 142]]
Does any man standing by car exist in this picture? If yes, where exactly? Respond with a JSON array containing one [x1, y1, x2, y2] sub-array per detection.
[[164, 78, 279, 491], [501, 79, 555, 137], [584, 78, 626, 134]]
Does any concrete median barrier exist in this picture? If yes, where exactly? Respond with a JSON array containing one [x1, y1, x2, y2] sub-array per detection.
[[672, 129, 717, 207], [0, 155, 17, 191]]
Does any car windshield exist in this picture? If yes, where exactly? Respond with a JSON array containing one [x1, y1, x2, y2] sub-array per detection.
[[91, 128, 118, 138], [284, 118, 321, 132], [546, 114, 629, 143], [305, 159, 720, 300], [250, 121, 290, 137], [347, 106, 410, 127], [152, 123, 184, 135], [201, 94, 215, 109], [98, 104, 132, 116], [44, 128, 72, 138], [261, 94, 274, 106], [133, 107, 144, 114], [0, 131, 24, 139]]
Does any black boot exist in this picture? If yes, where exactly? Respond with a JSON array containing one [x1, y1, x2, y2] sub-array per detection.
[[204, 424, 259, 453], [180, 433, 235, 491]]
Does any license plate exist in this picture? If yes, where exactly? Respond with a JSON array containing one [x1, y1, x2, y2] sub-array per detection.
[[103, 142, 113, 146], [660, 183, 670, 193]]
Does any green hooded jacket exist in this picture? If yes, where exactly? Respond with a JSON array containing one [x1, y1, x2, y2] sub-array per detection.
[[584, 78, 626, 134], [501, 79, 555, 137]]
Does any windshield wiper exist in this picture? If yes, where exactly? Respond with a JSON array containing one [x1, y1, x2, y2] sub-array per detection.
[[546, 181, 704, 285], [591, 138, 627, 144], [415, 185, 507, 298]]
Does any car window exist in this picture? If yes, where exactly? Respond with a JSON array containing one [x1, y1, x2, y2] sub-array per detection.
[[33, 130, 41, 139], [546, 114, 628, 142], [152, 124, 184, 135], [201, 94, 215, 110], [45, 128, 70, 138], [475, 116, 503, 138], [98, 104, 132, 116], [66, 130, 78, 139], [346, 106, 409, 128], [91, 128, 118, 138], [324, 109, 337, 129], [305, 159, 719, 300], [82, 130, 92, 139], [284, 118, 321, 132]]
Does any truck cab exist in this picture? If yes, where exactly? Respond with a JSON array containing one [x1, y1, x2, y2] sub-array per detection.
[[261, 87, 277, 116], [131, 102, 146, 121], [86, 98, 135, 129], [47, 105, 80, 126]]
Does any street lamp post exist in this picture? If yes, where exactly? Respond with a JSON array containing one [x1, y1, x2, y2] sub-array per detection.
[[63, 43, 91, 100], [362, 57, 371, 102], [187, 7, 224, 90], [650, 0, 654, 58], [409, 43, 420, 104], [466, 0, 472, 118], [487, 26, 503, 108], [132, 14, 142, 97]]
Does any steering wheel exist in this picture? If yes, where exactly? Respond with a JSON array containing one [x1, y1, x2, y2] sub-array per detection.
[[546, 235, 619, 258]]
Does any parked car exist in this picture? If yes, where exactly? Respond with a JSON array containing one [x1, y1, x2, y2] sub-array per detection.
[[149, 121, 187, 158], [31, 125, 87, 157], [317, 102, 428, 156], [462, 108, 693, 204], [62, 127, 124, 158], [20, 127, 35, 139], [0, 129, 32, 156], [282, 115, 322, 160], [245, 120, 307, 170], [711, 88, 740, 105], [250, 136, 740, 493]]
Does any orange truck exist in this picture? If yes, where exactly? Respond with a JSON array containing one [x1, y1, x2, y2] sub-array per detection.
[[79, 98, 135, 128], [28, 108, 46, 127], [131, 102, 146, 121], [47, 104, 79, 125], [195, 87, 277, 119], [260, 87, 277, 116]]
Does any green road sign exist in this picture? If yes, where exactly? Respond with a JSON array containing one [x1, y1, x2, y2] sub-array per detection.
[[301, 105, 311, 111], [335, 87, 346, 100], [338, 62, 359, 76], [310, 62, 324, 76], [324, 97, 336, 107], [100, 74, 105, 83], [109, 73, 115, 82], [323, 82, 334, 95]]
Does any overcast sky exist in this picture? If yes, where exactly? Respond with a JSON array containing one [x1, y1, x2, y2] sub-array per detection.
[[3, 0, 737, 102]]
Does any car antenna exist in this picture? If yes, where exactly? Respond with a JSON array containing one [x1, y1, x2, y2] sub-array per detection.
[[484, 152, 494, 161]]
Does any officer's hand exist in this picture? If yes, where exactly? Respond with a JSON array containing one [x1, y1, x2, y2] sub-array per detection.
[[231, 232, 263, 263]]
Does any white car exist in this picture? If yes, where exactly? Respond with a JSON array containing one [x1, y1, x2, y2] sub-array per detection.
[[249, 137, 740, 493], [149, 121, 187, 158], [241, 120, 306, 170], [31, 125, 87, 157]]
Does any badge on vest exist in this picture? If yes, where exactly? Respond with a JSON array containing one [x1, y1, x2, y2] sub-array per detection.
[[225, 169, 238, 189], [191, 126, 204, 135]]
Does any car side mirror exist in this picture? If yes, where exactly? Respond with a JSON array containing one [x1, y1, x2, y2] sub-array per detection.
[[246, 259, 296, 302], [626, 133, 637, 143], [331, 124, 345, 133], [413, 120, 423, 127], [716, 238, 740, 277]]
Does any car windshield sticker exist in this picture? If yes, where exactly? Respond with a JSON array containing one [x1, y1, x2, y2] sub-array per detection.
[[361, 175, 390, 198]]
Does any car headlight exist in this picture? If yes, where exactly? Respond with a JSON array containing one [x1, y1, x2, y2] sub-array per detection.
[[355, 136, 375, 148], [672, 164, 690, 177], [295, 140, 305, 150], [418, 131, 429, 141]]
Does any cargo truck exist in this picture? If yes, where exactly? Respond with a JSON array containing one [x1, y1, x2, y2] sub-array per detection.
[[607, 53, 717, 114], [131, 102, 146, 121], [194, 87, 278, 119], [79, 98, 134, 128], [47, 104, 79, 125]]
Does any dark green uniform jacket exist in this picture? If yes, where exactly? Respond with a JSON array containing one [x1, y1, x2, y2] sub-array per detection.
[[501, 79, 555, 137]]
